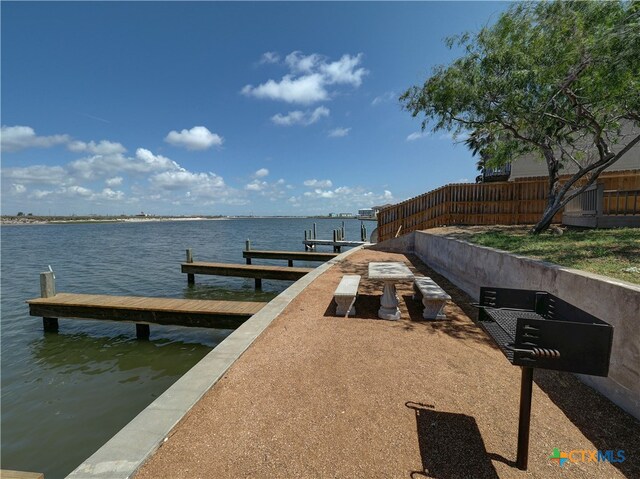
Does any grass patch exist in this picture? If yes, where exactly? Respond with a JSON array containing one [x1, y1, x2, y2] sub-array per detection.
[[462, 227, 640, 284]]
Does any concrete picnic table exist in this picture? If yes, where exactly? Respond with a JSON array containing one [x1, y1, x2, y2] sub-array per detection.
[[368, 262, 415, 320]]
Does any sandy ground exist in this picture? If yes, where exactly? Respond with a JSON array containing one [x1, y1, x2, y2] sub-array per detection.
[[135, 249, 639, 479]]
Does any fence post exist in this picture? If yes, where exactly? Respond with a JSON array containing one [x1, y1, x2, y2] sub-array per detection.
[[40, 270, 58, 331], [596, 183, 605, 217]]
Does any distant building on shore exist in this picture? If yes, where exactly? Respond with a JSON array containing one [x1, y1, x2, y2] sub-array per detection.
[[357, 205, 392, 220]]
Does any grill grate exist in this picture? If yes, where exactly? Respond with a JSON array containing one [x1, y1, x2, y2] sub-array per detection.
[[483, 308, 544, 340]]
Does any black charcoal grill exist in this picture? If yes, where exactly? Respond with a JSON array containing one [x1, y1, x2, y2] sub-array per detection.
[[476, 287, 613, 470]]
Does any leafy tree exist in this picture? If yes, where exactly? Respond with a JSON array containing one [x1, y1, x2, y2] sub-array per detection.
[[401, 0, 640, 233]]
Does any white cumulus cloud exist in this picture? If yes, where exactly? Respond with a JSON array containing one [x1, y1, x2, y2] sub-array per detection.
[[1, 125, 70, 152], [164, 126, 224, 150], [303, 179, 333, 188], [260, 51, 281, 64], [254, 168, 269, 178], [407, 131, 430, 141], [242, 74, 327, 105], [242, 51, 367, 105], [105, 176, 124, 187], [150, 170, 225, 193], [245, 180, 267, 191], [372, 91, 396, 106], [271, 106, 330, 126], [68, 140, 126, 155], [328, 127, 351, 138], [2, 165, 69, 185]]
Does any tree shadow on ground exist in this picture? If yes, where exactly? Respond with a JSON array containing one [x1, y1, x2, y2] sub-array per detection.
[[406, 401, 504, 479], [534, 369, 640, 478]]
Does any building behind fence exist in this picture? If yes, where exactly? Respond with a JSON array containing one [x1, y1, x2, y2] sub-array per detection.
[[377, 170, 640, 242]]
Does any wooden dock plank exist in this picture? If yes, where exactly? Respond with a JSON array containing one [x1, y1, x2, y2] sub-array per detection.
[[27, 293, 267, 330], [0, 470, 44, 479], [181, 262, 312, 281], [302, 240, 366, 247], [242, 250, 337, 262]]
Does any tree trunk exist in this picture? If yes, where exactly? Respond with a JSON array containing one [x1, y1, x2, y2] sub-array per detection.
[[531, 201, 561, 234], [533, 149, 563, 234]]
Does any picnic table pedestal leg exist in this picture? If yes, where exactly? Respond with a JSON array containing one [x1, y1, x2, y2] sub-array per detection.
[[378, 281, 401, 320]]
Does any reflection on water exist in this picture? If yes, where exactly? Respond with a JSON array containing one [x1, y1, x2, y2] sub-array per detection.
[[1, 218, 373, 478], [5, 331, 212, 478]]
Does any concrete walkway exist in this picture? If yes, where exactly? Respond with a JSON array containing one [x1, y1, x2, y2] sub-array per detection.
[[135, 249, 640, 479]]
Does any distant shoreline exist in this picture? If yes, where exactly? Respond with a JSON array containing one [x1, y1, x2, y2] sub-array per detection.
[[1, 215, 377, 226], [0, 216, 226, 226]]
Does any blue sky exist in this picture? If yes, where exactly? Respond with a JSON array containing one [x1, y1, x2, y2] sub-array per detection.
[[1, 1, 509, 216]]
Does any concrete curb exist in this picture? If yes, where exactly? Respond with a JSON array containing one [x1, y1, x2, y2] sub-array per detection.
[[66, 245, 367, 479]]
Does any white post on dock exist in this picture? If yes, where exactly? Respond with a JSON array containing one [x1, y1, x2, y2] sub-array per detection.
[[186, 248, 195, 285], [40, 270, 58, 331]]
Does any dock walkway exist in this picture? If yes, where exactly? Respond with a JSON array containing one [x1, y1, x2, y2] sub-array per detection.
[[28, 293, 266, 333], [181, 261, 312, 288], [243, 249, 337, 266], [135, 249, 640, 479]]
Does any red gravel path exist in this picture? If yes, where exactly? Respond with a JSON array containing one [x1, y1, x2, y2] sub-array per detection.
[[135, 249, 640, 479]]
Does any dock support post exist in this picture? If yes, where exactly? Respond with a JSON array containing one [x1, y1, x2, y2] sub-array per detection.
[[255, 278, 262, 290], [245, 239, 252, 264], [313, 223, 317, 239], [136, 323, 150, 340], [40, 271, 58, 332], [304, 230, 309, 251], [288, 259, 293, 267], [186, 249, 195, 285], [341, 221, 345, 240], [333, 230, 339, 253], [516, 366, 534, 470]]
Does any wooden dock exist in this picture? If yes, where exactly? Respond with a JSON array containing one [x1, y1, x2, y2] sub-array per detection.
[[302, 239, 367, 252], [27, 292, 267, 337], [181, 261, 312, 288], [0, 470, 44, 479], [243, 250, 337, 266]]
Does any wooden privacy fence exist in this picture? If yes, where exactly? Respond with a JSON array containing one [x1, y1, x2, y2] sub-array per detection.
[[377, 170, 640, 242]]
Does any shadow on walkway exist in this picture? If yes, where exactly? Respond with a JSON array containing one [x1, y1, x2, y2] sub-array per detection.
[[406, 401, 502, 479]]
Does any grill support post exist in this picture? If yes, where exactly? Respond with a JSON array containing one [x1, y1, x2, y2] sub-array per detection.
[[516, 366, 534, 470]]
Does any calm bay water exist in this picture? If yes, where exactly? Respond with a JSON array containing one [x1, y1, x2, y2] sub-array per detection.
[[1, 217, 373, 478]]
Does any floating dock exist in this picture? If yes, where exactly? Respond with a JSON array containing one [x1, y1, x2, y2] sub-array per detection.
[[27, 292, 267, 337]]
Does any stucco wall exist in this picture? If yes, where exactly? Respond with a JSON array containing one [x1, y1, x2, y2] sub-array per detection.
[[510, 123, 640, 179], [408, 231, 640, 419]]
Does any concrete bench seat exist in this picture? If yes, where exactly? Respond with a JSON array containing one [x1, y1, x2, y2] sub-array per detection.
[[413, 277, 451, 320], [334, 274, 361, 316]]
